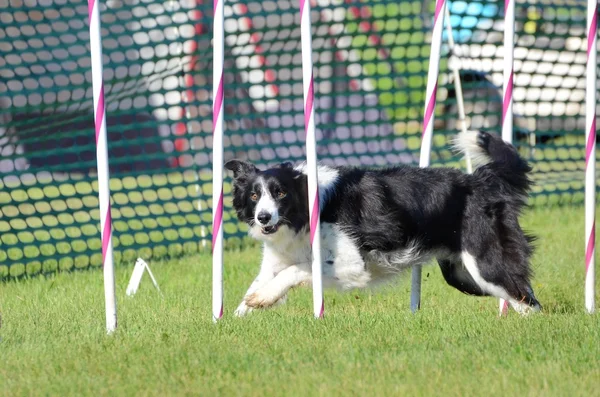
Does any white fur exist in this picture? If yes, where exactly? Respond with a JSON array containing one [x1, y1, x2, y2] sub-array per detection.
[[254, 177, 279, 226], [460, 251, 509, 299], [245, 264, 312, 309], [363, 242, 432, 277], [295, 163, 339, 208], [460, 251, 538, 315], [451, 131, 491, 166], [320, 223, 371, 290], [239, 222, 426, 314]]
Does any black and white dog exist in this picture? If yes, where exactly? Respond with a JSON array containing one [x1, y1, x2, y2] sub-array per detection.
[[225, 131, 542, 316]]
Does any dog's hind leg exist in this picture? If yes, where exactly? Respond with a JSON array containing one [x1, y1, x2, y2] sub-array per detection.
[[438, 259, 488, 297], [459, 251, 542, 315]]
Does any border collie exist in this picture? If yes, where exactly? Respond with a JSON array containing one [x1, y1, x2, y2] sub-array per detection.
[[225, 131, 542, 317]]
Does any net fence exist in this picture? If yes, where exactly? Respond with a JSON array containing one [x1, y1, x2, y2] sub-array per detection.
[[0, 0, 598, 278]]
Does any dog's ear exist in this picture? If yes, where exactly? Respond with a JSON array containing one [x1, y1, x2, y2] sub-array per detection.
[[279, 162, 293, 170], [224, 159, 258, 179]]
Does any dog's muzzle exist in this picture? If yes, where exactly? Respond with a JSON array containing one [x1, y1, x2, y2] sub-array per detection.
[[261, 224, 279, 235]]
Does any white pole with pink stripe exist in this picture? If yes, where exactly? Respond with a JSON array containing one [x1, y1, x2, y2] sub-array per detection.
[[498, 0, 515, 316], [412, 0, 447, 312], [299, 0, 324, 318], [212, 0, 225, 322], [585, 0, 597, 314], [87, 0, 117, 333]]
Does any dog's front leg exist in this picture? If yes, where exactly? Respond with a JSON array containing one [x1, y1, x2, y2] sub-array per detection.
[[235, 249, 288, 317], [234, 268, 276, 317], [245, 264, 311, 310]]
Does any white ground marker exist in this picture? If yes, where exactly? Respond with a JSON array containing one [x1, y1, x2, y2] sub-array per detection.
[[126, 258, 161, 297]]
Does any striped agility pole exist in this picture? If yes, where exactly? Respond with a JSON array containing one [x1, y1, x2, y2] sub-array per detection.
[[299, 0, 325, 318], [499, 0, 515, 316], [584, 0, 597, 314], [413, 0, 447, 312], [87, 0, 117, 333], [212, 0, 225, 322]]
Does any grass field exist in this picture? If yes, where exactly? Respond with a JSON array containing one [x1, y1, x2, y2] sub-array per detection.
[[1, 205, 599, 396]]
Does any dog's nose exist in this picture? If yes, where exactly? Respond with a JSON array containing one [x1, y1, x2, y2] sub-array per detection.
[[257, 212, 271, 225]]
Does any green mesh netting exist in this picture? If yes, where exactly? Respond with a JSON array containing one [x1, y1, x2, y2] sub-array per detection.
[[0, 0, 598, 278]]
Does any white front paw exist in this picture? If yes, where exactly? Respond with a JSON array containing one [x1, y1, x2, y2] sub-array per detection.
[[234, 302, 253, 317], [245, 289, 281, 309]]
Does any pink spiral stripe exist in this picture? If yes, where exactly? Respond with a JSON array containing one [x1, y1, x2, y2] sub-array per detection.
[[502, 71, 514, 123], [303, 71, 319, 246], [434, 0, 444, 23], [212, 75, 224, 132], [318, 300, 324, 318], [588, 10, 598, 56], [586, 224, 595, 273], [309, 194, 320, 245], [422, 83, 438, 136], [94, 85, 105, 144], [304, 75, 314, 133], [586, 119, 597, 167], [87, 0, 95, 21], [300, 0, 306, 18], [505, 0, 510, 11], [212, 191, 223, 253], [102, 206, 112, 265]]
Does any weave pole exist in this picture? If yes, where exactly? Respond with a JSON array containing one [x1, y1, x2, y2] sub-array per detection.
[[584, 0, 597, 314], [87, 0, 117, 333], [212, 0, 225, 322], [498, 0, 515, 316], [299, 0, 324, 318], [412, 0, 447, 312]]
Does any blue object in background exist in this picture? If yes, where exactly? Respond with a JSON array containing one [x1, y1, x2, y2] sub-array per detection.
[[443, 1, 500, 43]]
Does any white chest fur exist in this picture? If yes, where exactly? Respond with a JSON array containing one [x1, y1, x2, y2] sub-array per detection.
[[261, 222, 428, 290]]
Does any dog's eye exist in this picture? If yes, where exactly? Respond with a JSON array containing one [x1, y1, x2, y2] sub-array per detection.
[[250, 193, 258, 201], [277, 191, 286, 199]]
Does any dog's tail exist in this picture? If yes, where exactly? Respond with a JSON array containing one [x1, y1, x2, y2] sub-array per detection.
[[453, 131, 532, 198]]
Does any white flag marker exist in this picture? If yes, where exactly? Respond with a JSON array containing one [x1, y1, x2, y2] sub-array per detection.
[[126, 258, 161, 296]]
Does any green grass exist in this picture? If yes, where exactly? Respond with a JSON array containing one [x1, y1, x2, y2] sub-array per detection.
[[1, 205, 599, 396]]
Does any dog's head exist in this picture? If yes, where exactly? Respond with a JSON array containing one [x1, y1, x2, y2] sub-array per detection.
[[225, 160, 309, 240]]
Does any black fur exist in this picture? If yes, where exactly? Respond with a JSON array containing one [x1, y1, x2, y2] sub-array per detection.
[[226, 131, 541, 311], [226, 160, 309, 233]]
